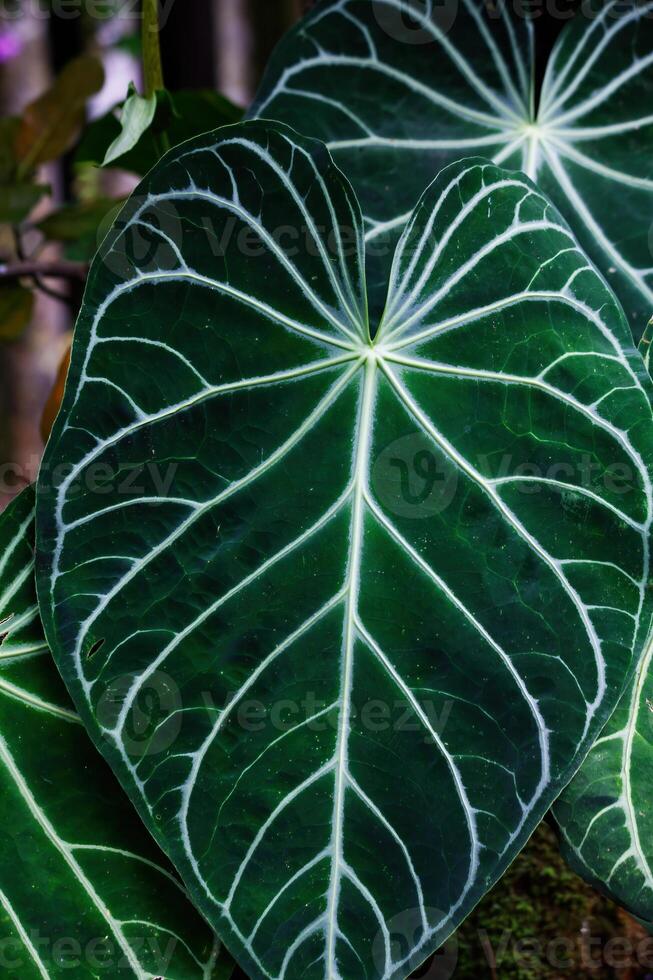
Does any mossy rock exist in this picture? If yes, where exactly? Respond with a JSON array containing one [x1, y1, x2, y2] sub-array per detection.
[[411, 821, 652, 979]]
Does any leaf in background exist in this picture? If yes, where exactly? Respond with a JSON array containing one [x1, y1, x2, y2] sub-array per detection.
[[0, 118, 20, 183], [15, 55, 104, 173], [103, 85, 158, 167], [554, 318, 653, 927], [35, 121, 653, 979], [0, 183, 49, 224], [0, 286, 33, 341], [77, 89, 243, 176], [251, 0, 653, 339], [36, 198, 122, 262], [0, 486, 235, 979]]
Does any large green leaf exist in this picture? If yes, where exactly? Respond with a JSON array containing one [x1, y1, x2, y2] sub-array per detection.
[[0, 487, 231, 979], [251, 0, 653, 338], [553, 318, 653, 926], [35, 121, 653, 979]]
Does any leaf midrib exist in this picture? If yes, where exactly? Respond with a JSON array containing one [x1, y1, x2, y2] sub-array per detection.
[[326, 355, 376, 977]]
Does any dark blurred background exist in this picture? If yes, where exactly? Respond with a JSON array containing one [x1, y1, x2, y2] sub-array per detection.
[[0, 0, 584, 512], [0, 0, 309, 509]]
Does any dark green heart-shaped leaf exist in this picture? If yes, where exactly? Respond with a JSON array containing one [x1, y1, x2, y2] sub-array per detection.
[[36, 121, 653, 980], [252, 0, 653, 338], [0, 487, 232, 979], [554, 318, 653, 927]]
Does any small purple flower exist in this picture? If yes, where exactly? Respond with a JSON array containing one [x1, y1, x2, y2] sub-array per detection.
[[0, 28, 22, 64]]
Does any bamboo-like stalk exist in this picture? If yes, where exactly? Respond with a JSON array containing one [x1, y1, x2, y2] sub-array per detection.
[[142, 0, 164, 97]]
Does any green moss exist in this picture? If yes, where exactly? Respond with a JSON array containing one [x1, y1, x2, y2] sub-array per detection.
[[436, 821, 650, 979]]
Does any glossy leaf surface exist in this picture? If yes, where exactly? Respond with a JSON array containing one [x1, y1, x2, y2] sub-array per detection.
[[554, 318, 653, 926], [36, 122, 653, 979], [0, 487, 230, 979], [252, 0, 653, 337]]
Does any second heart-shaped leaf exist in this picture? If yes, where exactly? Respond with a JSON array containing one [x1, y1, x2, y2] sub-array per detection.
[[252, 0, 653, 339], [36, 121, 653, 980]]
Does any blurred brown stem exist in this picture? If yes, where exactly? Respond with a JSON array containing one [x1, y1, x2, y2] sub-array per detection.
[[0, 260, 88, 282]]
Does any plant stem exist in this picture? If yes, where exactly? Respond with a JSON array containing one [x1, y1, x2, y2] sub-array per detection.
[[0, 260, 88, 282], [142, 0, 164, 97]]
